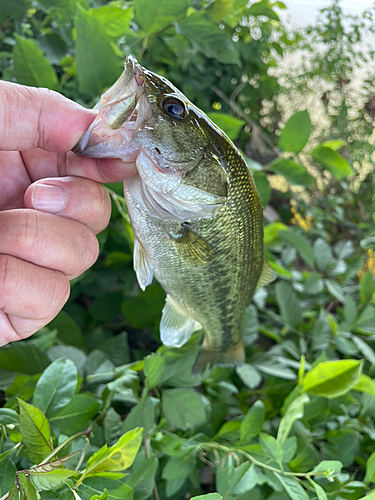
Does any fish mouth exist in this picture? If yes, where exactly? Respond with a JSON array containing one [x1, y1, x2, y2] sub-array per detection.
[[72, 55, 146, 161]]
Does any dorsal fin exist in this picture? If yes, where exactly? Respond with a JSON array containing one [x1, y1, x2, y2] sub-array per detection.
[[256, 259, 276, 290], [160, 295, 200, 347]]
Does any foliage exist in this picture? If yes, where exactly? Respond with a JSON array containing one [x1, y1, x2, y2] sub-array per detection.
[[1, 0, 375, 499]]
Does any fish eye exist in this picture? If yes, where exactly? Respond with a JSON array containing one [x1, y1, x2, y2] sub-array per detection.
[[162, 98, 186, 119]]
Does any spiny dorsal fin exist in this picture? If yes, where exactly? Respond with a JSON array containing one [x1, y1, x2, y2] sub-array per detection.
[[160, 295, 200, 348], [256, 258, 276, 290], [169, 224, 215, 265], [133, 237, 153, 291]]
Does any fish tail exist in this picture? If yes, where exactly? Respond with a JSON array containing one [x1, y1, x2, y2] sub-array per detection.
[[192, 340, 245, 375]]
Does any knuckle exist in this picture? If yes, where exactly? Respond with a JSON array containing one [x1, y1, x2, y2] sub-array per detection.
[[42, 272, 70, 318], [0, 255, 17, 301], [19, 210, 40, 254], [89, 182, 111, 229]]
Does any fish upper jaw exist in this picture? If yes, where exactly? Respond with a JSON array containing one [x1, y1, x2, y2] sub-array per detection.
[[72, 56, 147, 161]]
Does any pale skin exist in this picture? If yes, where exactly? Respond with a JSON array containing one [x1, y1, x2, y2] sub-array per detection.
[[0, 82, 137, 346]]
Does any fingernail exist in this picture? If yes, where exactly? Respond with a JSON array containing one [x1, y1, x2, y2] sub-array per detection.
[[32, 183, 66, 214]]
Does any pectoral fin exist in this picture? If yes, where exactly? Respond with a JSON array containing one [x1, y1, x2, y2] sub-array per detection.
[[169, 224, 215, 265], [134, 237, 153, 291], [160, 295, 200, 347], [256, 258, 276, 290]]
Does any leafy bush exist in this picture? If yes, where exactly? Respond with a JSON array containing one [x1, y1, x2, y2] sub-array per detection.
[[1, 0, 375, 499]]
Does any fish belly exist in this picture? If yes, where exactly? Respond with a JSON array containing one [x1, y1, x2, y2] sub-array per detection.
[[124, 164, 263, 372]]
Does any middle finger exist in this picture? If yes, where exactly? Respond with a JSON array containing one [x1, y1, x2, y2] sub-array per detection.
[[0, 209, 99, 279]]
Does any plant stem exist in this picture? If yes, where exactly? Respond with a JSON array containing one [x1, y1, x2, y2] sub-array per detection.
[[144, 438, 160, 500], [199, 443, 326, 479], [38, 429, 92, 466], [75, 438, 90, 471]]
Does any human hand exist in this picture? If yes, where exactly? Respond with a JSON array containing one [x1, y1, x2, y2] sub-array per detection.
[[0, 82, 136, 346]]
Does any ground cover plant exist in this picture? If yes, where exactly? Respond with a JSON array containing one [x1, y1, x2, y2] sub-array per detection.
[[0, 0, 375, 499]]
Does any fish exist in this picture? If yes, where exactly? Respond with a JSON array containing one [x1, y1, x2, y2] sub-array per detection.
[[73, 55, 275, 374]]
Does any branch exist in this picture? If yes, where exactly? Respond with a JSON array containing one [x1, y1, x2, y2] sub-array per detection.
[[211, 85, 277, 152]]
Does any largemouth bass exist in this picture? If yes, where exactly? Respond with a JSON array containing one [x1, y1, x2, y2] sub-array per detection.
[[74, 56, 275, 374]]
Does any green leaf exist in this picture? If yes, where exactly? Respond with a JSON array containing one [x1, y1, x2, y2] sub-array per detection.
[[352, 336, 375, 365], [278, 111, 312, 153], [312, 460, 343, 477], [122, 284, 165, 329], [0, 0, 28, 19], [33, 358, 77, 417], [321, 139, 345, 151], [275, 281, 302, 328], [231, 464, 259, 495], [13, 35, 57, 89], [178, 13, 241, 66], [18, 399, 53, 464], [207, 113, 245, 141], [104, 408, 123, 446], [313, 238, 333, 271], [361, 237, 375, 251], [353, 374, 375, 396], [240, 400, 265, 441], [0, 408, 19, 426], [144, 352, 166, 390], [308, 479, 328, 500], [134, 0, 189, 35], [248, 0, 279, 20], [162, 388, 207, 429], [269, 158, 312, 186], [192, 495, 223, 499], [0, 342, 50, 375], [29, 468, 76, 491], [122, 397, 155, 436], [275, 473, 309, 500], [75, 5, 122, 98], [18, 472, 39, 500], [78, 477, 133, 500], [48, 311, 84, 349], [162, 450, 196, 480], [277, 394, 309, 444], [302, 360, 362, 398], [365, 451, 375, 483], [8, 483, 20, 500], [49, 394, 100, 435], [260, 433, 283, 468], [360, 272, 375, 304], [312, 146, 351, 179], [126, 449, 158, 500], [344, 296, 357, 326], [0, 458, 17, 496], [279, 230, 314, 268], [81, 428, 143, 482], [88, 5, 133, 39], [236, 364, 262, 389], [359, 491, 375, 500], [253, 171, 271, 206]]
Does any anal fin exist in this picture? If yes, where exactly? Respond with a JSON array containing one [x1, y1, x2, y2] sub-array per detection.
[[256, 258, 276, 290], [160, 295, 199, 348], [134, 237, 153, 291]]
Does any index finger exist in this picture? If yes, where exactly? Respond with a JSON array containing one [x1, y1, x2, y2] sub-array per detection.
[[0, 81, 95, 152], [1, 81, 137, 182]]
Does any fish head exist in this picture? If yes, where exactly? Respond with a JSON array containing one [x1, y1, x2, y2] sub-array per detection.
[[74, 55, 229, 221]]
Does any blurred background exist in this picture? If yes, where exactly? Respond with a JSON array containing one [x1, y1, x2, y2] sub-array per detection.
[[1, 1, 375, 499]]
